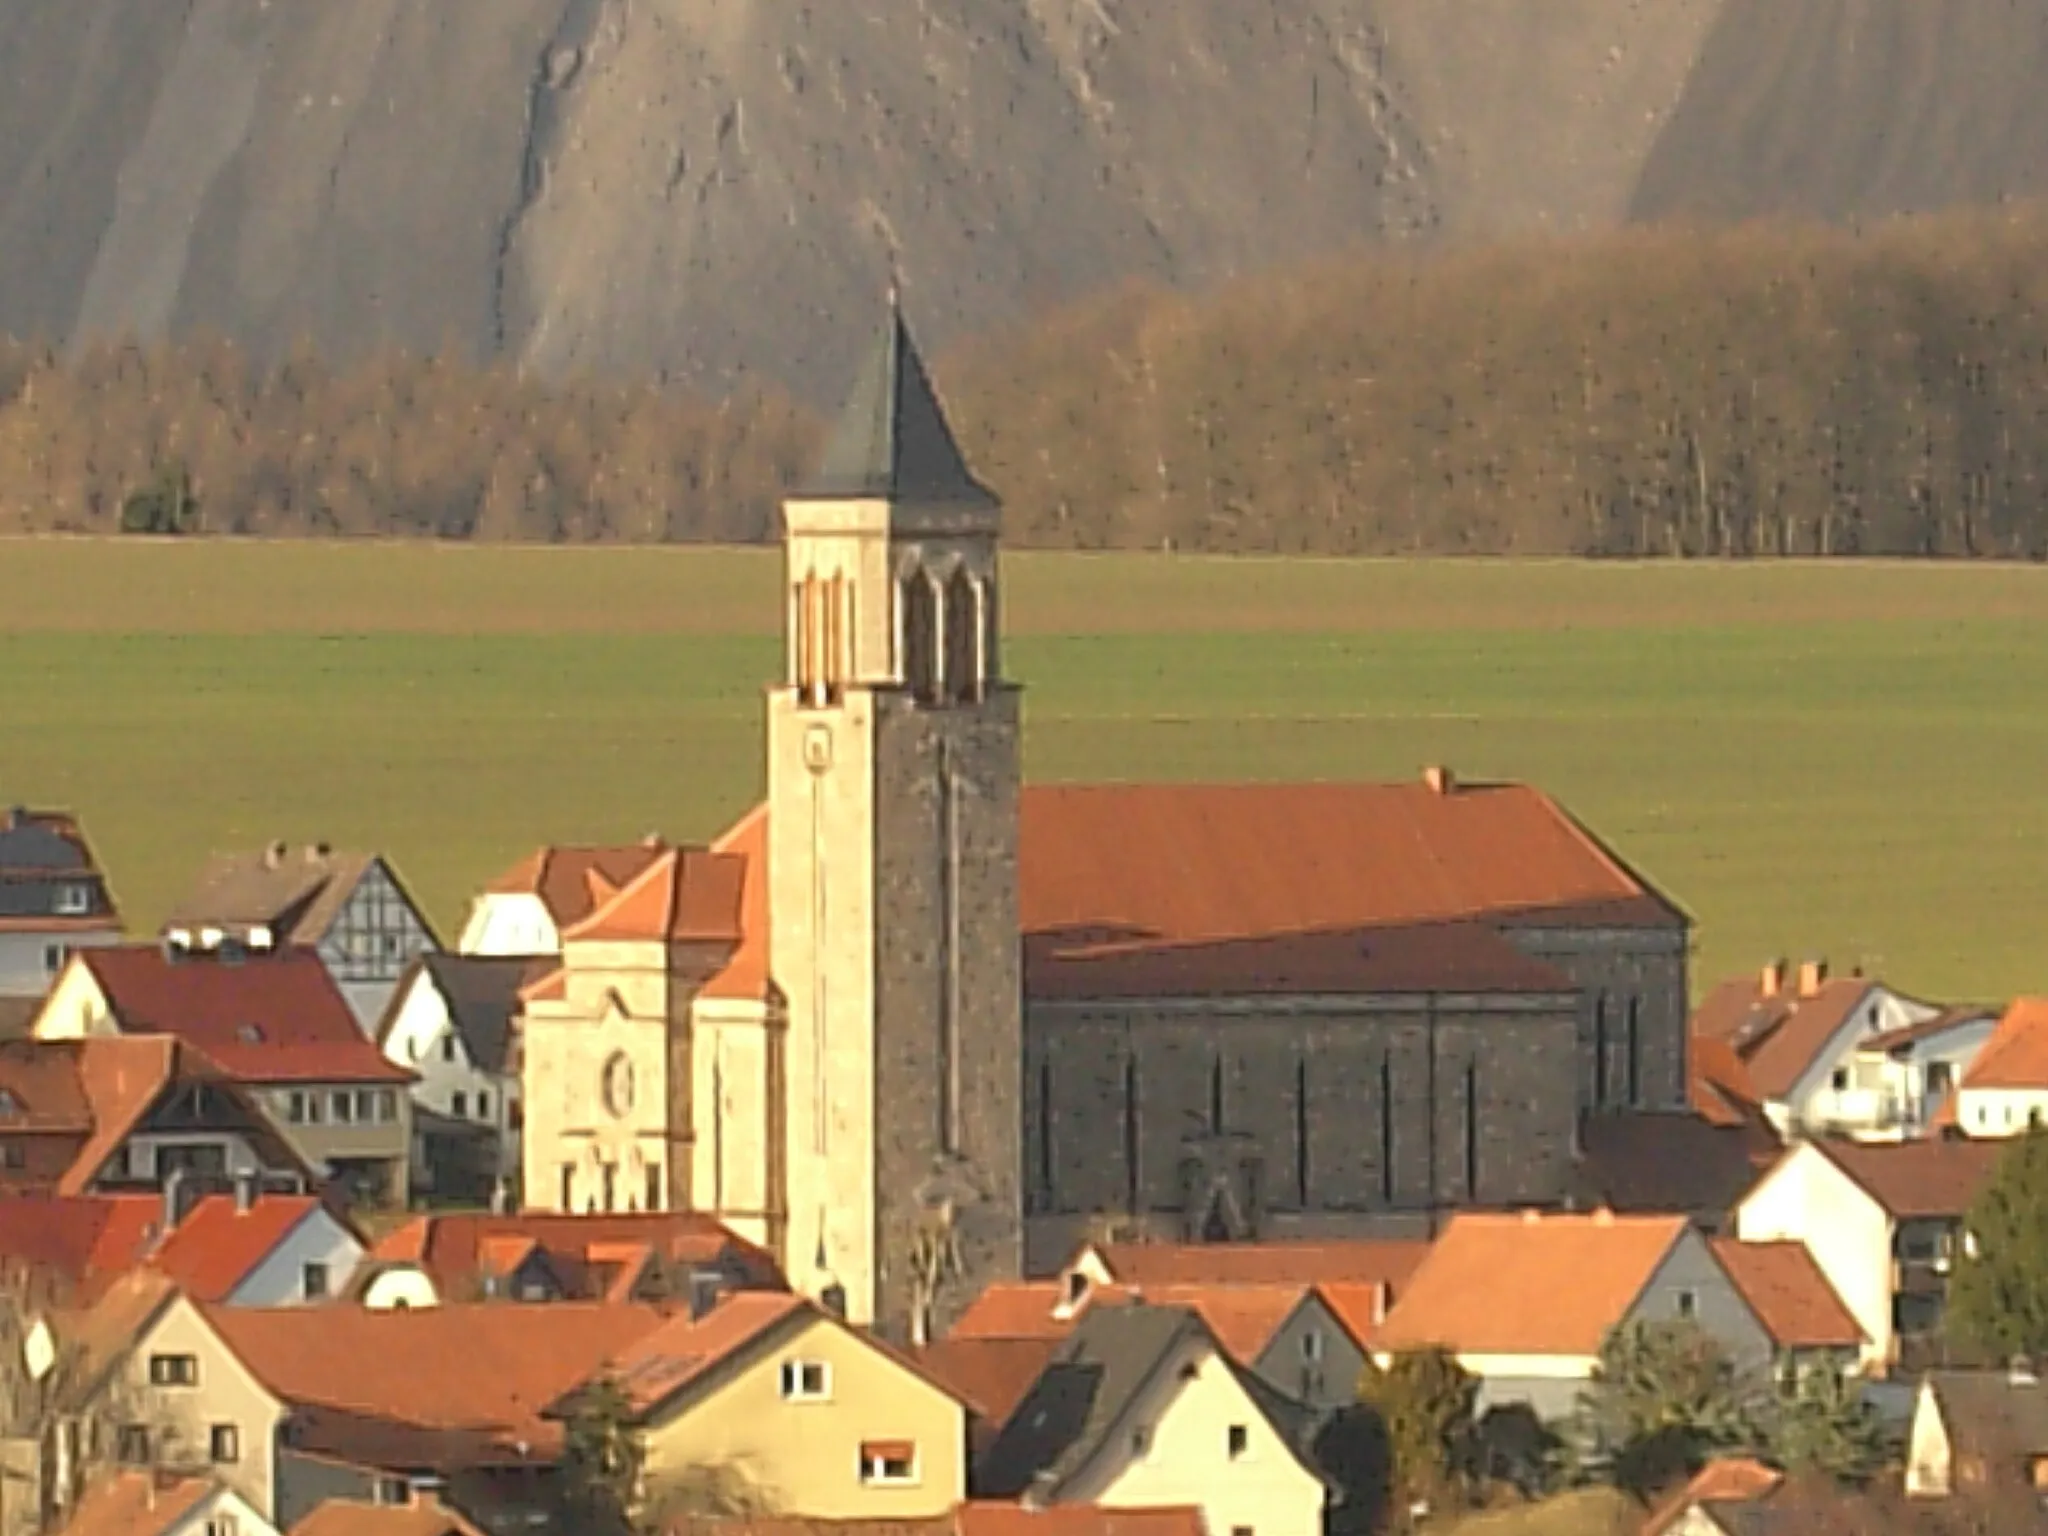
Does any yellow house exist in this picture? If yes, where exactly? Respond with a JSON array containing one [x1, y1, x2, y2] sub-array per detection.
[[565, 1291, 969, 1519]]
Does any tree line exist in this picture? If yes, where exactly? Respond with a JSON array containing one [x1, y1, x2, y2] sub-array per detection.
[[11, 202, 2048, 555]]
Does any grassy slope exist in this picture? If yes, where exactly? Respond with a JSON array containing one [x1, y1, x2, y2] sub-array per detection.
[[2, 541, 2044, 1004]]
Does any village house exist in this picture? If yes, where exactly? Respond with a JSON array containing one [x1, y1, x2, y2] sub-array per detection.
[[551, 1291, 971, 1521], [1907, 1363, 2048, 1499], [1706, 1238, 1867, 1381], [0, 1037, 314, 1199], [942, 1275, 1368, 1415], [512, 306, 1694, 1344], [0, 1189, 362, 1306], [1951, 997, 2048, 1137], [0, 807, 123, 1024], [37, 1473, 281, 1536], [457, 841, 672, 958], [33, 947, 415, 1204], [1733, 1137, 2004, 1373], [375, 956, 544, 1203], [1640, 1456, 1785, 1536], [1370, 1210, 1835, 1419], [354, 1210, 783, 1309], [974, 1304, 1328, 1536], [164, 845, 439, 1032], [1690, 960, 1993, 1142], [79, 1282, 668, 1533]]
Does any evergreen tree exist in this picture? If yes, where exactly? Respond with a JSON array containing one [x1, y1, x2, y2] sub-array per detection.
[[1356, 1346, 1479, 1527], [1575, 1320, 1757, 1497], [558, 1375, 643, 1536], [1947, 1126, 2048, 1362], [1757, 1367, 1889, 1485]]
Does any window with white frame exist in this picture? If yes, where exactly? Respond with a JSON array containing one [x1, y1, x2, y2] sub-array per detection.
[[858, 1440, 917, 1486], [778, 1360, 830, 1401], [52, 884, 89, 916]]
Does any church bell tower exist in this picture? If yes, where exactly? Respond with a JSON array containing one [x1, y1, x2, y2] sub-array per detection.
[[769, 301, 1023, 1339]]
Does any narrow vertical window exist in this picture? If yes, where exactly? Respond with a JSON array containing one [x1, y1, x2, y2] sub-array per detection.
[[1123, 1057, 1142, 1212], [1379, 1056, 1395, 1204], [1464, 1059, 1480, 1199], [902, 573, 939, 702], [1295, 1057, 1311, 1209], [1038, 1059, 1055, 1205], [946, 570, 980, 703], [1209, 1057, 1226, 1135], [1626, 997, 1642, 1106], [1593, 994, 1609, 1109]]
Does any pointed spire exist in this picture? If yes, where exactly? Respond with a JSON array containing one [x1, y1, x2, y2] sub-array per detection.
[[800, 296, 997, 512]]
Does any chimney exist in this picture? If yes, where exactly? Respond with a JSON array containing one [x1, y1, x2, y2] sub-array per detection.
[[234, 1169, 258, 1213], [1423, 765, 1456, 797], [262, 840, 287, 870], [305, 842, 332, 865], [1371, 1282, 1389, 1327], [1759, 960, 1786, 998], [641, 832, 664, 849], [161, 1168, 191, 1235], [1797, 959, 1828, 999]]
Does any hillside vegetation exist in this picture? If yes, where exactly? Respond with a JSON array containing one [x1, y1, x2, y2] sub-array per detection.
[[7, 1, 2048, 393], [10, 208, 2048, 557]]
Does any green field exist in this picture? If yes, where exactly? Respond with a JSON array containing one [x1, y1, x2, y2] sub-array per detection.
[[2, 538, 2045, 1004]]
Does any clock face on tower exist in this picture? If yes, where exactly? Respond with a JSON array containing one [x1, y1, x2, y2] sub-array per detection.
[[601, 1051, 636, 1119]]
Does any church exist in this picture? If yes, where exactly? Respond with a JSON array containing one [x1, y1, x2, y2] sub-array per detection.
[[516, 306, 1691, 1341]]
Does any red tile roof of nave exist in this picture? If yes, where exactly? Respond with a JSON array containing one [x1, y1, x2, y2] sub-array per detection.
[[1018, 780, 1679, 998], [561, 847, 747, 947]]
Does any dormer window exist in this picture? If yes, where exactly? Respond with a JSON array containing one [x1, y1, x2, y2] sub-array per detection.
[[236, 1023, 264, 1045], [52, 884, 88, 916]]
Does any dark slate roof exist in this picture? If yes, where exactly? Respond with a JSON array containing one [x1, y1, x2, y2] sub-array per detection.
[[1575, 1110, 1782, 1220], [410, 954, 545, 1076], [799, 306, 998, 512], [975, 1302, 1319, 1500], [1927, 1369, 2048, 1474]]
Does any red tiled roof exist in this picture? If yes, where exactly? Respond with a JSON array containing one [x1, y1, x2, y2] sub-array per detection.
[[63, 1037, 187, 1196], [956, 1507, 1206, 1536], [1960, 997, 2048, 1091], [1710, 1240, 1864, 1350], [1377, 1211, 1688, 1357], [1861, 1006, 1995, 1056], [1689, 971, 1875, 1101], [1807, 1138, 2005, 1220], [713, 780, 1675, 1006], [702, 808, 770, 1003], [368, 1212, 786, 1298], [1082, 1238, 1431, 1292], [74, 947, 412, 1085], [289, 1496, 488, 1536], [54, 1472, 219, 1536], [1020, 780, 1679, 998], [0, 1194, 159, 1297], [914, 1337, 1058, 1431], [1320, 1281, 1397, 1346], [208, 1302, 668, 1464], [1688, 1035, 1765, 1128], [485, 841, 672, 926], [150, 1195, 341, 1302], [562, 848, 748, 947], [597, 1291, 811, 1415], [0, 1039, 94, 1132], [945, 1279, 1310, 1365], [1643, 1456, 1785, 1535]]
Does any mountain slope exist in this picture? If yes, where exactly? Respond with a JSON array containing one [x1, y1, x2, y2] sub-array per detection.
[[5, 0, 2048, 403]]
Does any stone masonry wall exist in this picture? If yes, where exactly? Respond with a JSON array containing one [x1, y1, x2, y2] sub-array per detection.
[[1023, 994, 1580, 1244], [1507, 926, 1690, 1115], [871, 686, 1024, 1341]]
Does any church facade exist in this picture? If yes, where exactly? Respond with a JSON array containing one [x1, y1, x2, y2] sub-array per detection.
[[517, 307, 1690, 1339]]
